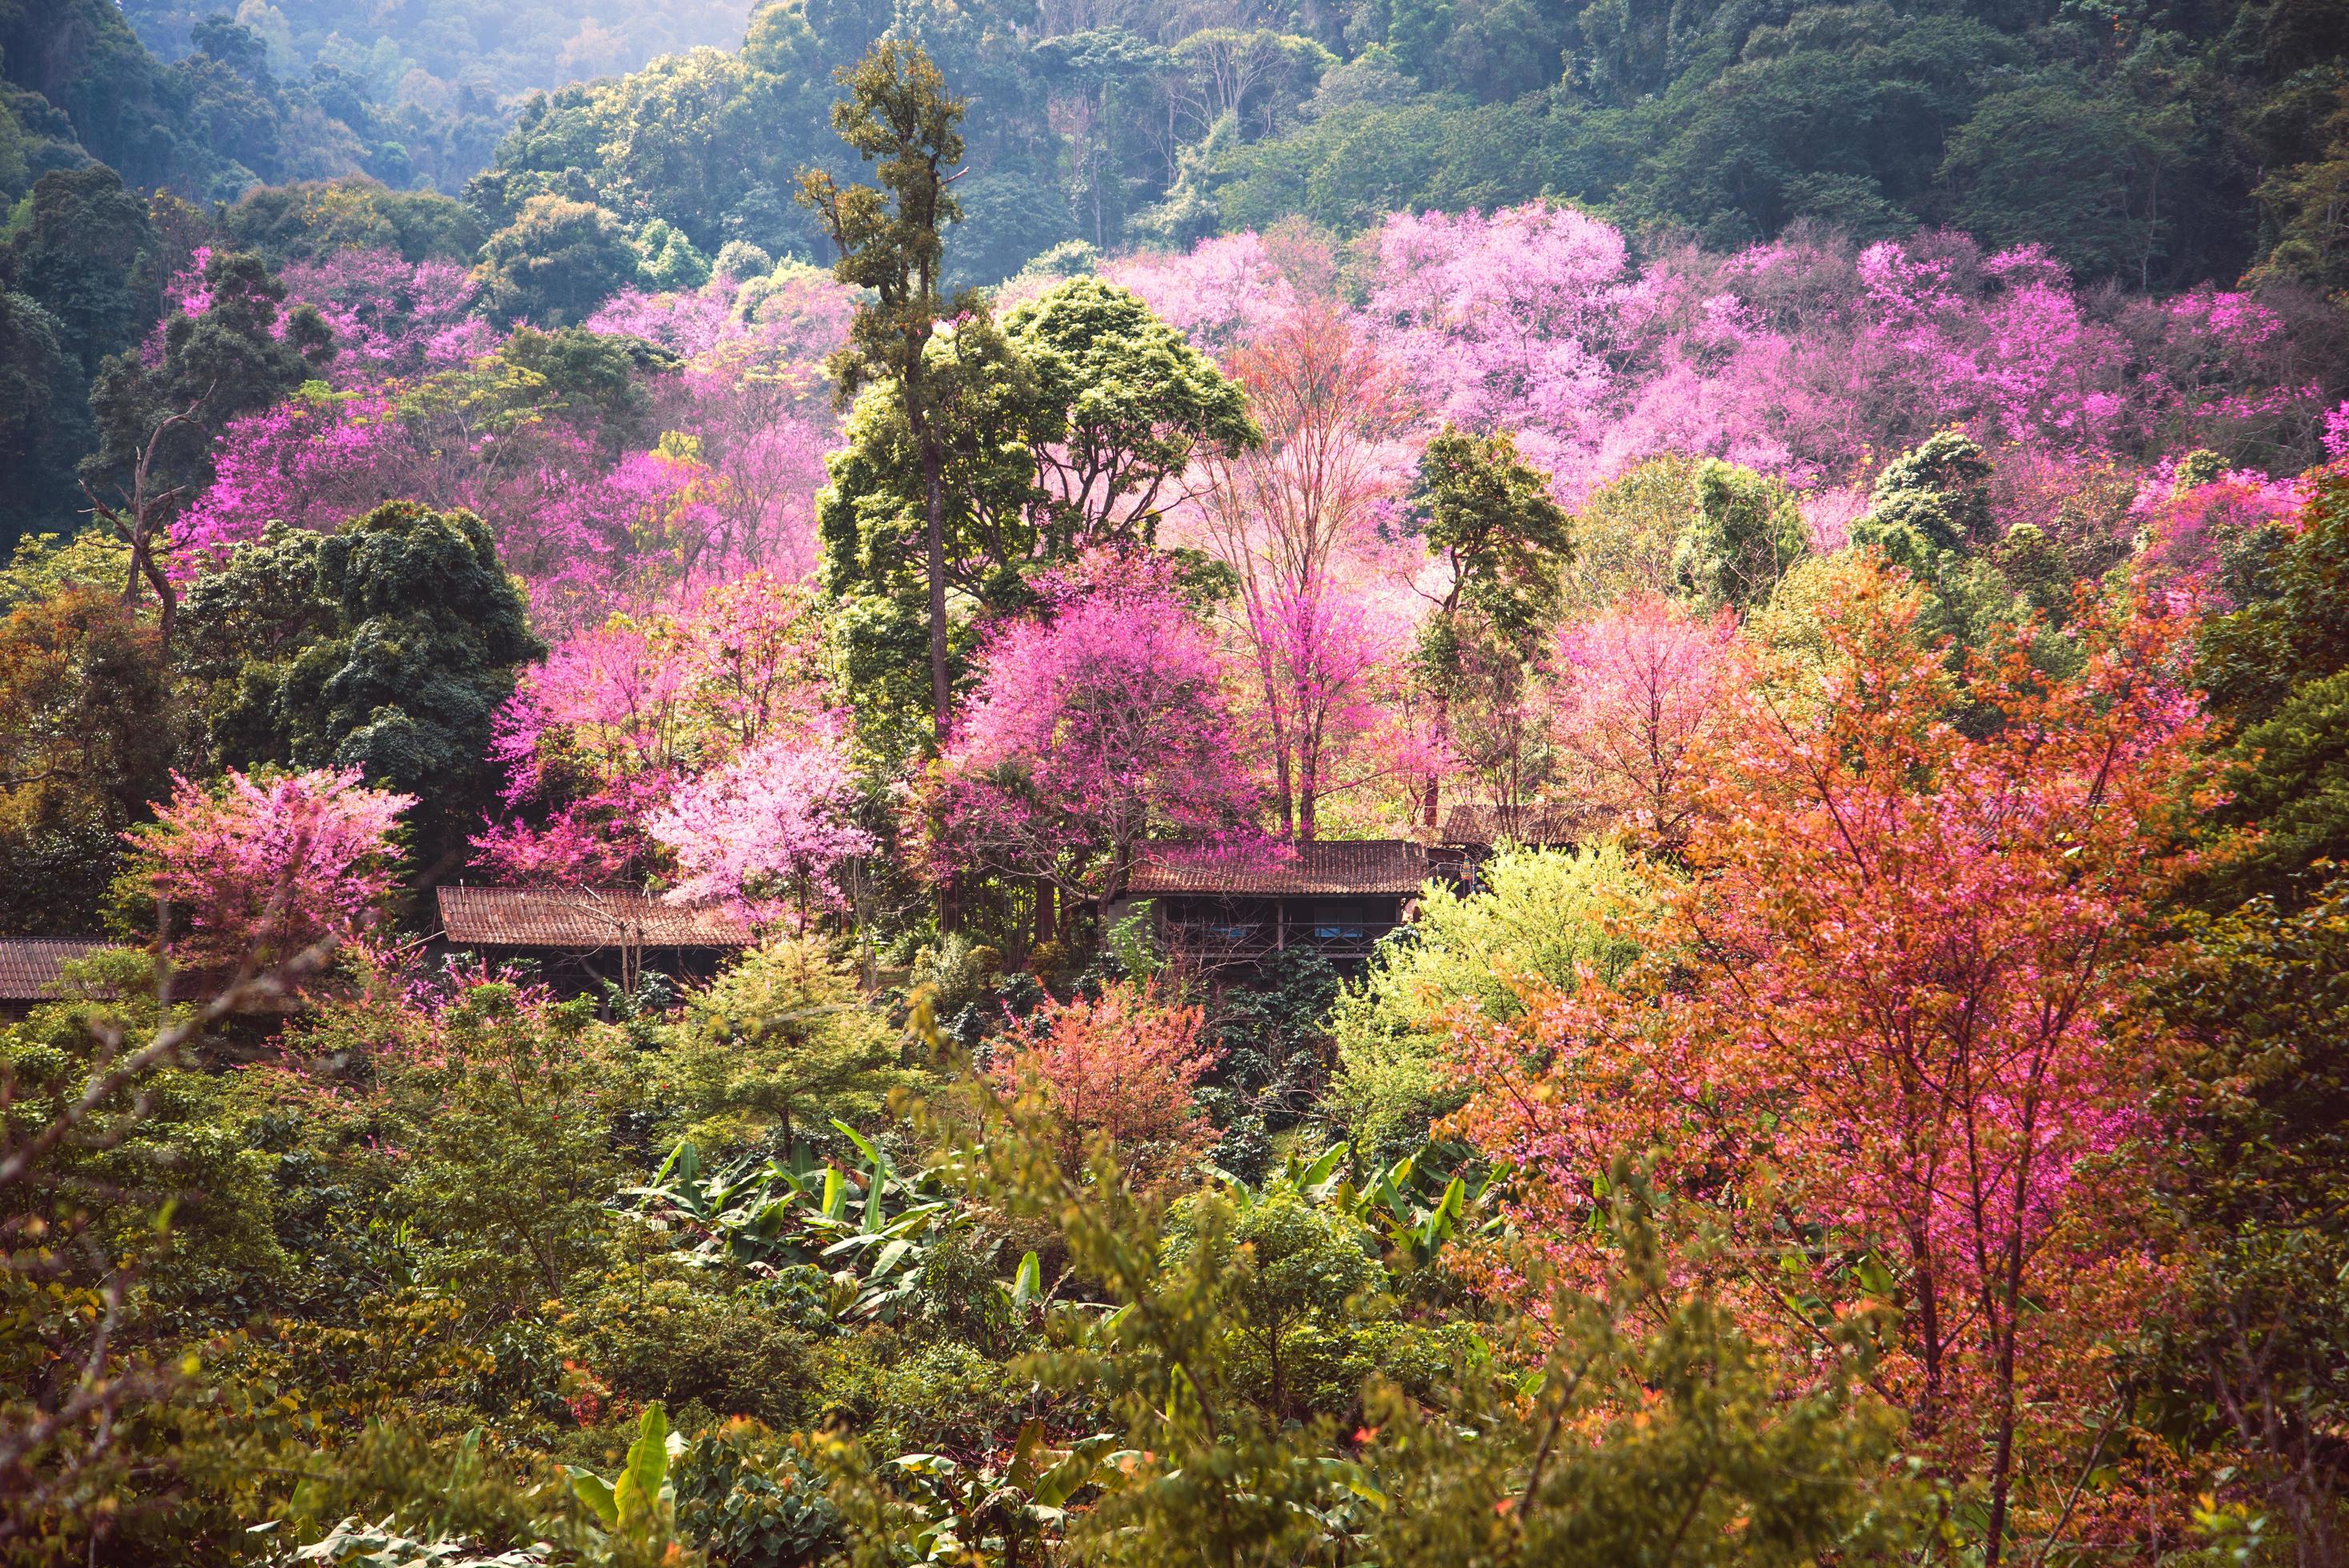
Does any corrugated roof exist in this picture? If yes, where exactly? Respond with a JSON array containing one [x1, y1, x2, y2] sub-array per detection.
[[0, 939, 99, 1001], [1438, 802, 1604, 847], [1126, 839, 1456, 896], [437, 886, 754, 950]]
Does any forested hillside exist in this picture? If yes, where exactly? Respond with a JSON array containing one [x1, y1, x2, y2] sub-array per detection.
[[4, 0, 2349, 1565], [452, 0, 2349, 289]]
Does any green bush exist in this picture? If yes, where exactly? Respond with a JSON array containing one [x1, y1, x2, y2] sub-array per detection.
[[566, 1269, 818, 1430], [1330, 844, 1647, 1162], [673, 1420, 845, 1568]]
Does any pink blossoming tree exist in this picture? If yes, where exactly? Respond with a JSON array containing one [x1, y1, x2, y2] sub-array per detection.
[[650, 726, 874, 926], [477, 573, 834, 886], [131, 767, 413, 974], [924, 554, 1259, 926], [1191, 304, 1421, 838], [1548, 594, 1740, 851]]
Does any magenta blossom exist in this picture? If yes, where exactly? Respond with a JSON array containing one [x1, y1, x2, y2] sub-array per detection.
[[924, 554, 1259, 914]]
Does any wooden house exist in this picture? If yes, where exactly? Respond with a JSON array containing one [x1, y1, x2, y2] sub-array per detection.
[[1434, 802, 1595, 850], [434, 886, 755, 992], [1109, 840, 1475, 970], [0, 939, 98, 1019]]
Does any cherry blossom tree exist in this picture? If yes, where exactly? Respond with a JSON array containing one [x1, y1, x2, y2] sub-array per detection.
[[1193, 304, 1419, 838], [2129, 456, 2307, 606], [1103, 231, 1297, 356], [650, 726, 874, 926], [924, 554, 1259, 925], [130, 767, 412, 973], [1361, 202, 1646, 486], [473, 619, 694, 885], [1548, 594, 1739, 852], [174, 258, 845, 621], [278, 249, 494, 386], [476, 574, 834, 886]]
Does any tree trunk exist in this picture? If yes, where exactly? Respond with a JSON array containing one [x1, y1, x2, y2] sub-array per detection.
[[1298, 733, 1319, 842], [1034, 879, 1057, 949], [1423, 686, 1450, 830], [922, 438, 951, 734]]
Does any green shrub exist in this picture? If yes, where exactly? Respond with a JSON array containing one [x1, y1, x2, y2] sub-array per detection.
[[673, 1419, 845, 1568]]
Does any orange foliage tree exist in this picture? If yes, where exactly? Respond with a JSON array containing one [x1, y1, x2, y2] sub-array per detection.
[[996, 981, 1220, 1186], [1450, 558, 2218, 1565]]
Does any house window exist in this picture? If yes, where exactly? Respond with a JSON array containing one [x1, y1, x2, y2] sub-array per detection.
[[1310, 903, 1366, 942]]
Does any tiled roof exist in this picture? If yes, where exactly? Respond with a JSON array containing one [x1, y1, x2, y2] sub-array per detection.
[[437, 886, 755, 950], [0, 939, 99, 1001], [1125, 839, 1457, 897], [1438, 802, 1603, 847]]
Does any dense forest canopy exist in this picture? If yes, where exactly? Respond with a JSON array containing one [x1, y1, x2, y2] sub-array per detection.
[[0, 0, 2339, 285], [4, 0, 2349, 1566]]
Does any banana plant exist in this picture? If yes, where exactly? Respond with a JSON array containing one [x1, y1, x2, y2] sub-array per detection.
[[622, 1129, 970, 1322], [1230, 1141, 1514, 1270], [565, 1404, 683, 1553]]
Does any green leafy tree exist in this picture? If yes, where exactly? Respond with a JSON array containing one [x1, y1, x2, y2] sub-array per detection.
[[2147, 880, 2349, 1566], [798, 41, 971, 736], [1563, 454, 1694, 614], [1671, 458, 1807, 612], [182, 504, 542, 881], [1387, 0, 1457, 83], [2216, 671, 2349, 907], [917, 1046, 1918, 1568], [674, 938, 913, 1159], [818, 277, 1255, 758], [220, 178, 484, 266], [1331, 845, 1646, 1162], [1003, 278, 1257, 550], [1851, 429, 1995, 575], [1410, 425, 1572, 825], [2199, 468, 2349, 728], [1162, 1177, 1388, 1422], [2195, 471, 2349, 908], [475, 194, 646, 328], [1362, 1169, 1919, 1568], [0, 948, 311, 1558], [0, 290, 85, 546], [1941, 77, 2198, 289], [2, 166, 161, 381], [384, 982, 640, 1307], [491, 326, 684, 454]]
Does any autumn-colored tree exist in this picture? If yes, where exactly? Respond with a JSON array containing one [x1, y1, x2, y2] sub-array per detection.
[[0, 587, 178, 934], [1455, 559, 2215, 1566], [995, 980, 1219, 1186]]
